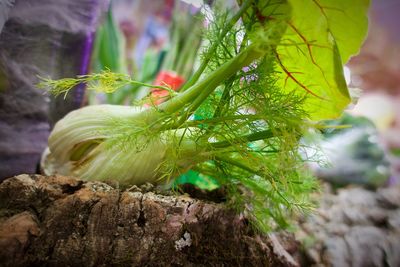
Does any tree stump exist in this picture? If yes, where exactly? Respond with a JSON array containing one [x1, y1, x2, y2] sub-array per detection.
[[0, 174, 300, 266]]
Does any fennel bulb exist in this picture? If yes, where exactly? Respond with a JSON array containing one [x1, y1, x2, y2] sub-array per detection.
[[42, 104, 204, 185]]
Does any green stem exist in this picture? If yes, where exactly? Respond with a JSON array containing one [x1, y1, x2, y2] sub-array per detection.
[[162, 5, 182, 71], [127, 81, 172, 92], [181, 35, 202, 79], [212, 77, 235, 119], [180, 0, 253, 92], [140, 43, 265, 125], [170, 44, 263, 113], [209, 129, 274, 149], [175, 18, 202, 76], [214, 155, 260, 176], [181, 114, 267, 127]]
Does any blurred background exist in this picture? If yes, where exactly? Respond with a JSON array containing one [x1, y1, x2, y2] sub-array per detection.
[[319, 0, 400, 188], [345, 0, 400, 187]]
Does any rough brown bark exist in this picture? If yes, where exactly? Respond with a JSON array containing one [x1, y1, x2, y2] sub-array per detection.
[[0, 174, 300, 267]]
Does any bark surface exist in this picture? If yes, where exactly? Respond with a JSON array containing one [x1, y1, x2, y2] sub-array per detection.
[[0, 174, 299, 267]]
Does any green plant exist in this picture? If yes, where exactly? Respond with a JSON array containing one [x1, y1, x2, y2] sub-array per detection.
[[39, 0, 370, 231]]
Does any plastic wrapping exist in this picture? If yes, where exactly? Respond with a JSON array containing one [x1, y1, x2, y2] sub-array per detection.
[[9, 0, 103, 34], [0, 0, 107, 179], [0, 0, 14, 33]]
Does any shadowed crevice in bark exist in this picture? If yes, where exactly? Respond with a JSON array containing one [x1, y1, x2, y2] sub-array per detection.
[[60, 180, 84, 194]]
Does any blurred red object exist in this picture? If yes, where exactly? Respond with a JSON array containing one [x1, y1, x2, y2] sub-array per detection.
[[147, 70, 185, 106]]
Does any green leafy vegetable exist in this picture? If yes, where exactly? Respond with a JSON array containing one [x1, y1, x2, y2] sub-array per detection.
[[39, 0, 369, 232], [276, 0, 369, 120], [92, 5, 126, 75]]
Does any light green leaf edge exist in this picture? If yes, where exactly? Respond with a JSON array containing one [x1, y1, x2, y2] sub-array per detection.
[[276, 0, 370, 120]]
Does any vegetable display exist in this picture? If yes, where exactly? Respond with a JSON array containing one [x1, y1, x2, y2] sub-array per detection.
[[40, 0, 370, 231]]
